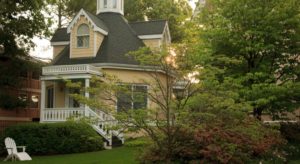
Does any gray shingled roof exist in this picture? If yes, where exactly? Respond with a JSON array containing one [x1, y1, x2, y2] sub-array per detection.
[[129, 20, 167, 35], [50, 28, 69, 42], [85, 10, 109, 32], [51, 12, 167, 66]]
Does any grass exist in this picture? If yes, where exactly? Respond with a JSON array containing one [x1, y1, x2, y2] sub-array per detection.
[[0, 147, 139, 164]]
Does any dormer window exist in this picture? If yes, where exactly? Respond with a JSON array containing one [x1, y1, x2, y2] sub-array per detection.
[[77, 24, 89, 48]]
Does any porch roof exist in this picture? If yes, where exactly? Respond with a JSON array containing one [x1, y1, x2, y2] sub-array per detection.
[[41, 64, 102, 80]]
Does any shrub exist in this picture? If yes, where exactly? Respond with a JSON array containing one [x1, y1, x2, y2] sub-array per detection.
[[280, 122, 300, 159], [125, 137, 151, 147], [139, 118, 285, 163], [280, 122, 300, 142], [1, 122, 103, 155]]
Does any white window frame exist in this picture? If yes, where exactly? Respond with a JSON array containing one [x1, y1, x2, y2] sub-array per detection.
[[116, 83, 149, 112], [77, 24, 90, 48]]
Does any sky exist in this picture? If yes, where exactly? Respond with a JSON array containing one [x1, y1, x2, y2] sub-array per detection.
[[30, 0, 198, 60]]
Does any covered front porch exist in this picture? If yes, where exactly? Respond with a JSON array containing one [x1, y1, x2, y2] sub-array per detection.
[[40, 64, 103, 122], [40, 64, 124, 146]]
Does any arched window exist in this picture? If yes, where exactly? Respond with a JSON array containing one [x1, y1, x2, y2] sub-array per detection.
[[77, 24, 89, 48]]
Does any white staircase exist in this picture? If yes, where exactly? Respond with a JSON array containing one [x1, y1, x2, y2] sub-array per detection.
[[41, 108, 124, 148], [86, 108, 125, 147]]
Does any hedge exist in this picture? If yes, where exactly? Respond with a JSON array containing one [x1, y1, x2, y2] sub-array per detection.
[[0, 122, 103, 156]]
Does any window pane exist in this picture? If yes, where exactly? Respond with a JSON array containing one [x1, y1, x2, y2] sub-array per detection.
[[77, 36, 83, 47], [77, 24, 89, 35], [77, 36, 89, 48], [113, 0, 117, 8], [47, 87, 54, 108], [133, 86, 147, 109], [104, 0, 107, 8], [117, 85, 132, 112]]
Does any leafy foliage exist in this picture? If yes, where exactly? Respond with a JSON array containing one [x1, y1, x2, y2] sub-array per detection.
[[0, 122, 103, 155], [192, 0, 300, 118], [0, 0, 51, 57], [124, 0, 193, 42]]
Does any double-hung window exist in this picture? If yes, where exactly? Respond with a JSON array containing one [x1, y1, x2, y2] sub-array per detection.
[[77, 24, 90, 48], [117, 84, 148, 112]]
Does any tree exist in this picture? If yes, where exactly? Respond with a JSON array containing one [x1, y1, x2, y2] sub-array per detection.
[[0, 0, 50, 109], [0, 0, 51, 57], [193, 0, 300, 119], [125, 0, 193, 42], [66, 44, 285, 162], [47, 0, 96, 28]]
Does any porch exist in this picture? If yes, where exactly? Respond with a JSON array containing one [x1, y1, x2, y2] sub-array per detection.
[[39, 64, 124, 146], [40, 64, 103, 122]]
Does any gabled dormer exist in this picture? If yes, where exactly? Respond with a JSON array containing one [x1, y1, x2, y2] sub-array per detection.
[[67, 9, 108, 59], [130, 20, 171, 50]]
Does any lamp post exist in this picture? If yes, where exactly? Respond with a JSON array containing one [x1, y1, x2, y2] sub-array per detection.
[[0, 24, 4, 54]]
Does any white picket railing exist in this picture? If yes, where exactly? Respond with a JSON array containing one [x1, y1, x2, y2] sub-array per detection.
[[42, 64, 102, 75], [41, 107, 124, 147], [42, 108, 85, 122]]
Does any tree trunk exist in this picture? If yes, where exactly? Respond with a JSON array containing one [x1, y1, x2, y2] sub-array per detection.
[[58, 0, 62, 28]]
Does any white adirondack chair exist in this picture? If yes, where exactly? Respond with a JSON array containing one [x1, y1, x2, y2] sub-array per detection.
[[4, 137, 32, 161]]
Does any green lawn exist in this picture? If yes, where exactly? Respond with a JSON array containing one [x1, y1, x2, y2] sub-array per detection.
[[0, 147, 138, 164]]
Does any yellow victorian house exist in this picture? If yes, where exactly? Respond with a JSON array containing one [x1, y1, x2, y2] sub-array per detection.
[[40, 0, 171, 147]]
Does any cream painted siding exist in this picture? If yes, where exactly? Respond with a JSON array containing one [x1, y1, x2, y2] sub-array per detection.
[[70, 16, 104, 58], [54, 82, 65, 108], [142, 39, 161, 49], [53, 45, 66, 58]]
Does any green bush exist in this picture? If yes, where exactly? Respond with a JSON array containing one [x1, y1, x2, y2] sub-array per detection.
[[1, 122, 103, 155], [125, 137, 151, 147], [280, 122, 300, 142], [280, 122, 300, 159]]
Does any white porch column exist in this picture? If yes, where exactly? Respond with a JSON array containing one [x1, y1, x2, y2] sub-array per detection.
[[84, 78, 90, 117], [40, 80, 46, 122]]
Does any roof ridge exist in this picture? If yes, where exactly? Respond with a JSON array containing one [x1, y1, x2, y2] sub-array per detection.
[[129, 19, 167, 24]]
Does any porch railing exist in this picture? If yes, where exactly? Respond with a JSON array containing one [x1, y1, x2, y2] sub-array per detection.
[[42, 108, 85, 122], [42, 64, 101, 76]]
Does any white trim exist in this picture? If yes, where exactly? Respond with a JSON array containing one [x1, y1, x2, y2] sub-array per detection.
[[53, 83, 56, 108], [163, 23, 172, 44], [40, 81, 46, 122], [67, 9, 108, 36], [92, 63, 170, 75], [97, 8, 124, 15], [94, 33, 97, 56], [70, 34, 73, 58], [41, 74, 93, 81], [51, 41, 70, 46], [138, 34, 163, 40]]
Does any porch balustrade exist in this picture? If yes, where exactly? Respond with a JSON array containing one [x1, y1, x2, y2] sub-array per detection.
[[42, 108, 85, 122], [42, 64, 101, 76]]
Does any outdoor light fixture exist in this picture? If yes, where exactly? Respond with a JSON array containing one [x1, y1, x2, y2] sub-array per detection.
[[0, 45, 4, 54]]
